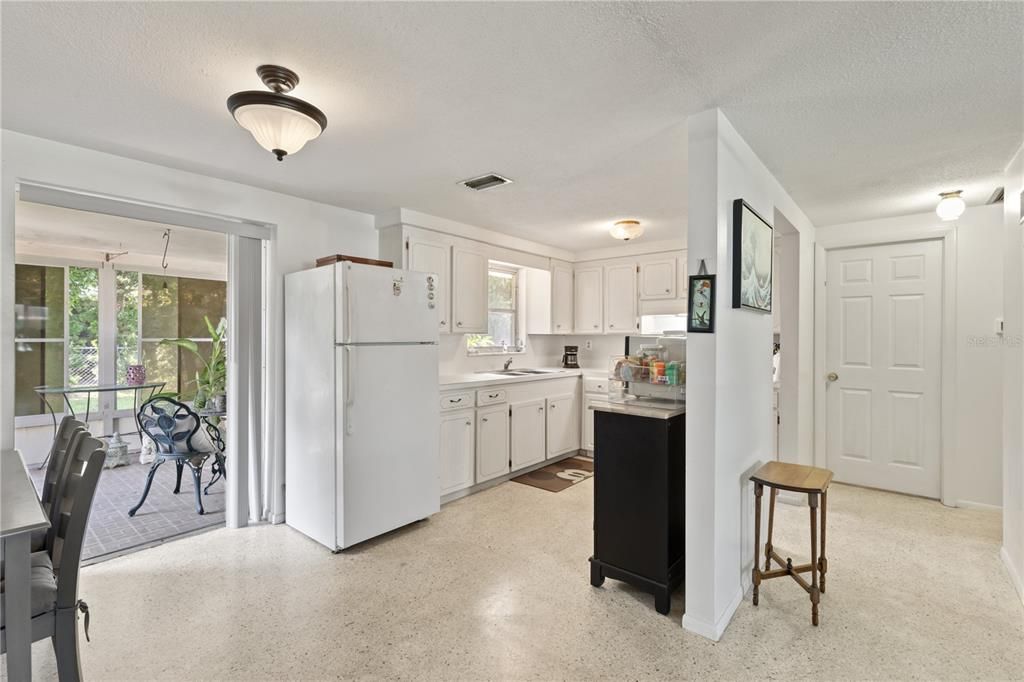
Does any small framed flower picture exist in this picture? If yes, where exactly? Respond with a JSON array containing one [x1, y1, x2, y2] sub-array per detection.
[[687, 274, 716, 333]]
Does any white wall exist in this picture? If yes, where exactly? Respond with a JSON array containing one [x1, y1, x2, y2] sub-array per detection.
[[1, 130, 378, 522], [817, 203, 1006, 509], [1001, 144, 1024, 603], [683, 109, 816, 641]]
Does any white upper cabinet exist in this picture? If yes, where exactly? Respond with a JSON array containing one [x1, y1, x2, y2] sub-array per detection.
[[407, 237, 451, 333], [639, 258, 677, 300], [574, 267, 603, 333], [551, 264, 574, 333], [603, 263, 637, 334], [451, 247, 488, 333], [638, 251, 688, 316]]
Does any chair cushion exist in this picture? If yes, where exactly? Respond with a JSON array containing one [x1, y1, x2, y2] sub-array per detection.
[[30, 528, 47, 553], [140, 401, 201, 455], [0, 551, 57, 628], [0, 549, 51, 580]]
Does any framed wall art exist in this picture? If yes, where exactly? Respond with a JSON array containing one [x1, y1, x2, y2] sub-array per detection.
[[732, 198, 773, 312], [687, 274, 716, 333]]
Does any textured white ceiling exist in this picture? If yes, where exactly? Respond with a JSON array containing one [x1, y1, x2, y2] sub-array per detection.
[[15, 200, 227, 271], [2, 2, 1021, 250]]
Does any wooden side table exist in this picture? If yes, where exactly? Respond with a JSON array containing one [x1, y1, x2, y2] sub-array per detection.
[[750, 461, 833, 626]]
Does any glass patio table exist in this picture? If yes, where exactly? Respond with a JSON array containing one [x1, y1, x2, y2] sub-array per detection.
[[33, 381, 166, 466]]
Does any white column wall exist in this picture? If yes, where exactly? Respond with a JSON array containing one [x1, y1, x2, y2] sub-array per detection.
[[1001, 144, 1024, 602], [683, 109, 816, 641]]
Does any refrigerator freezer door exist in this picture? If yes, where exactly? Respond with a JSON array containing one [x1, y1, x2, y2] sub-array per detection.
[[336, 262, 440, 344], [336, 343, 440, 548]]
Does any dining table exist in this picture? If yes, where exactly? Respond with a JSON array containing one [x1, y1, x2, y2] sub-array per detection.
[[1, 447, 51, 680]]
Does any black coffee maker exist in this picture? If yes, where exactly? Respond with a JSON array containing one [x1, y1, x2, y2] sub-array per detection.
[[562, 345, 580, 369]]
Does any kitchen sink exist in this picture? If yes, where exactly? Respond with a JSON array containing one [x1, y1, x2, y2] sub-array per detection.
[[475, 368, 560, 376]]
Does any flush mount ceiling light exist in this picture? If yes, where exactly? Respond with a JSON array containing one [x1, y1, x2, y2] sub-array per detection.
[[936, 190, 966, 221], [610, 220, 643, 241], [227, 65, 327, 161]]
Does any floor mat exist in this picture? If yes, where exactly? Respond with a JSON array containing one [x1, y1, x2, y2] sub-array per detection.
[[512, 456, 594, 492]]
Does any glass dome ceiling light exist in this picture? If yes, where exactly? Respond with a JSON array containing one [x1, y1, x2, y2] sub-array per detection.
[[227, 65, 327, 161]]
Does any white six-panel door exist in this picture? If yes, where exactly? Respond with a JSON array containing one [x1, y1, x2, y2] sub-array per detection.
[[825, 240, 942, 498]]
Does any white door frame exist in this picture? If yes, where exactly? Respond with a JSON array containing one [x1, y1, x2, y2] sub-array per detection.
[[10, 180, 275, 527], [814, 226, 957, 506]]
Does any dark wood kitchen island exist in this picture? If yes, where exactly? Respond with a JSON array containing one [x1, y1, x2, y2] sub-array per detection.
[[588, 397, 685, 615]]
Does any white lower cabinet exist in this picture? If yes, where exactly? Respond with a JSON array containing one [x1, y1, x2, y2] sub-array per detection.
[[439, 410, 475, 496], [582, 396, 597, 451], [440, 377, 582, 500], [547, 393, 580, 457], [476, 403, 510, 483], [510, 399, 546, 470]]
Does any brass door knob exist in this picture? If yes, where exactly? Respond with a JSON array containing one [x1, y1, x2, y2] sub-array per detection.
[[827, 372, 839, 382]]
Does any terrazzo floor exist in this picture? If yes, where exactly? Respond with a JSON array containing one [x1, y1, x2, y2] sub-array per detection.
[[7, 479, 1022, 680]]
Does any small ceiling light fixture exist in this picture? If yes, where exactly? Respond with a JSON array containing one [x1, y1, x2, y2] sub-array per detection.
[[610, 219, 643, 241], [227, 65, 328, 161], [936, 190, 966, 221]]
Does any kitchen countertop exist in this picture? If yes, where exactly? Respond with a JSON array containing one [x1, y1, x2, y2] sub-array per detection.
[[589, 394, 686, 420], [440, 367, 582, 391]]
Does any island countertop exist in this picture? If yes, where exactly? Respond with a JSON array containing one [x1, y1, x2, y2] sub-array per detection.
[[589, 394, 686, 420]]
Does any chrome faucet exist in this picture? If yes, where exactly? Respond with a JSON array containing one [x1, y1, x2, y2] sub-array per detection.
[[503, 358, 513, 370]]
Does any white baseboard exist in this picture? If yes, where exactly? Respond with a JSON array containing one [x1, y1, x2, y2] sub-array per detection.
[[682, 585, 744, 642], [955, 499, 1002, 512], [1000, 546, 1024, 605]]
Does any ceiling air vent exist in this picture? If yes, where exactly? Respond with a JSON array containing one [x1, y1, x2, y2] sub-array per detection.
[[460, 173, 513, 191]]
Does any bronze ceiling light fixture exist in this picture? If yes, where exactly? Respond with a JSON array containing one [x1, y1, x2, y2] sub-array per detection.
[[227, 65, 328, 161]]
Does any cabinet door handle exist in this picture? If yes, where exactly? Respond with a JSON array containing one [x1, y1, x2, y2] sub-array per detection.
[[665, 288, 670, 293], [593, 325, 598, 329], [457, 321, 463, 327], [482, 417, 488, 423], [551, 404, 556, 409], [489, 393, 499, 398], [441, 320, 447, 326], [538, 406, 544, 412], [609, 324, 615, 328], [465, 420, 472, 426], [451, 397, 462, 403]]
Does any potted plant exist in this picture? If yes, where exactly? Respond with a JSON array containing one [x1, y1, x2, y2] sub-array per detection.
[[159, 316, 227, 411]]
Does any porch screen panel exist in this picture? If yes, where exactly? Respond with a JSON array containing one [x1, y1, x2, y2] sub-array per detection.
[[14, 264, 65, 416]]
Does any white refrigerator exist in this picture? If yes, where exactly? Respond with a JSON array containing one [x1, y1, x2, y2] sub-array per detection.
[[284, 261, 440, 551]]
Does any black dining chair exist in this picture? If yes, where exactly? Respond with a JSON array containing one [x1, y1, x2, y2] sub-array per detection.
[[130, 397, 214, 516]]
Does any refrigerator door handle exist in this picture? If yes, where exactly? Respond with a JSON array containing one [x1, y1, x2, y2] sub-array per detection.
[[344, 346, 354, 435], [344, 273, 353, 344]]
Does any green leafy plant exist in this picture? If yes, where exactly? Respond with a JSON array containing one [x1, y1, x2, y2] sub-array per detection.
[[159, 316, 226, 409]]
